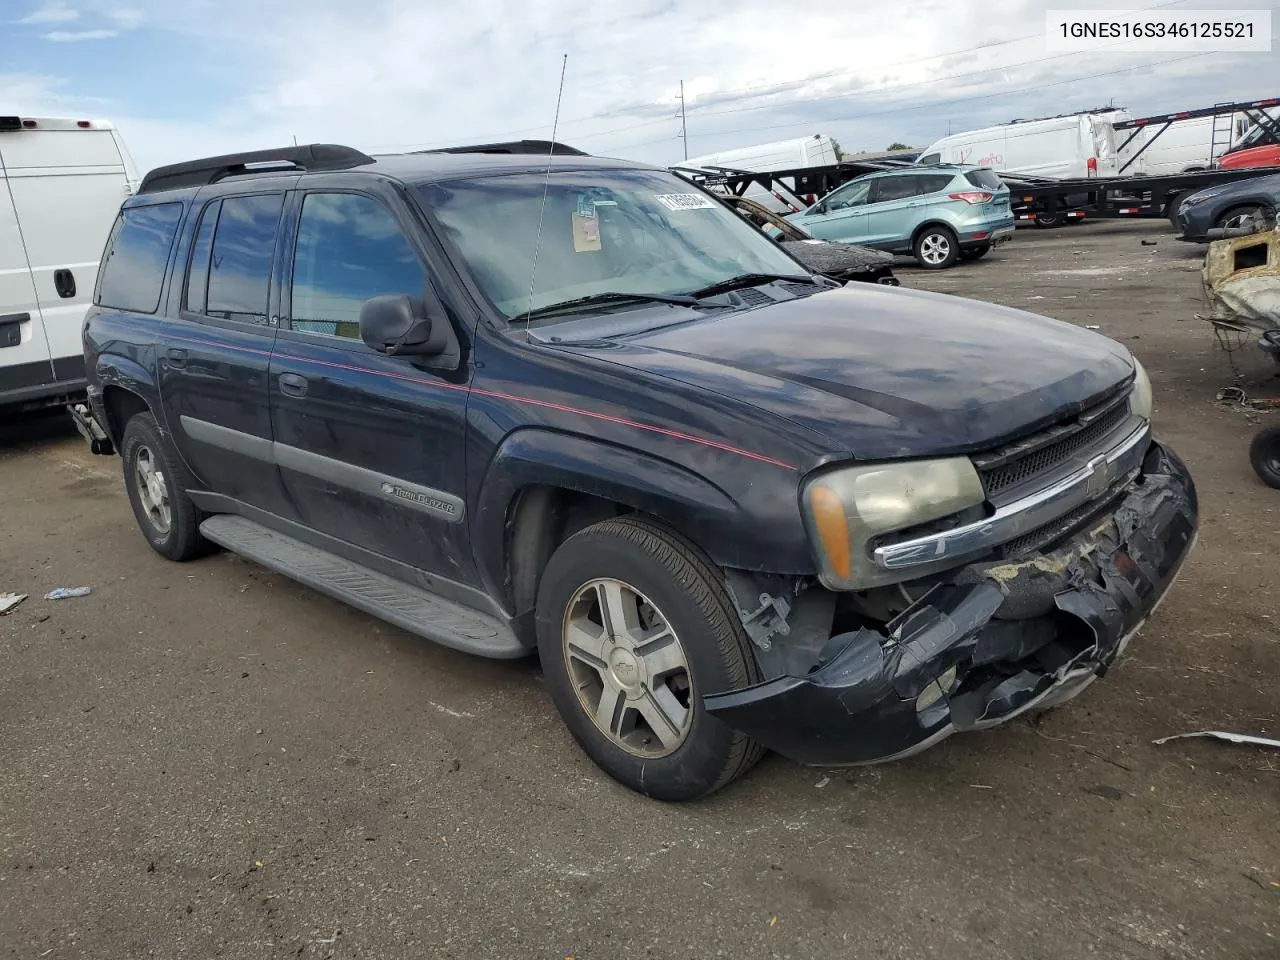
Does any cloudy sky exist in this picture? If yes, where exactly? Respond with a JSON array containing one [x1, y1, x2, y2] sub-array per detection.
[[3, 0, 1277, 175]]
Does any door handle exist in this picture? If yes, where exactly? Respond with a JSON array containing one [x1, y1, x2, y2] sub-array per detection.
[[279, 372, 308, 398], [53, 268, 77, 299], [166, 347, 187, 369]]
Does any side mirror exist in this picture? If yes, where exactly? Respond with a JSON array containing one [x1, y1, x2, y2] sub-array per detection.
[[359, 294, 448, 356]]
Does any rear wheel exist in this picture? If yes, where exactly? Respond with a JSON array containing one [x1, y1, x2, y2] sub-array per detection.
[[959, 244, 990, 261], [1034, 210, 1063, 228], [913, 225, 958, 269], [121, 412, 210, 561], [535, 516, 762, 801], [1250, 426, 1280, 490]]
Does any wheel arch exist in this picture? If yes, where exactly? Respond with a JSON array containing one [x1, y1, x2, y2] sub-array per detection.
[[473, 428, 791, 618], [910, 219, 959, 247]]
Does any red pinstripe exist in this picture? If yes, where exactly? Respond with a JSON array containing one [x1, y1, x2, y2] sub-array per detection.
[[168, 334, 797, 471]]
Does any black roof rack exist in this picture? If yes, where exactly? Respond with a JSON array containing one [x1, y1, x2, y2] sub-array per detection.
[[137, 143, 375, 194], [417, 139, 588, 156]]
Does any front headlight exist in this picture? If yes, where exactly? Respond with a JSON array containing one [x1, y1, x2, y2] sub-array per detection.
[[801, 458, 986, 591], [1128, 357, 1153, 420]]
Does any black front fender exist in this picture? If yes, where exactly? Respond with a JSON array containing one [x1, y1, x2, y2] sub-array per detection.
[[471, 428, 814, 608]]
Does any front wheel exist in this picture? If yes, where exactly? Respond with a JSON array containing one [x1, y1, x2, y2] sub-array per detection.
[[913, 226, 958, 269], [1216, 204, 1275, 232], [535, 516, 762, 801], [1250, 426, 1280, 489]]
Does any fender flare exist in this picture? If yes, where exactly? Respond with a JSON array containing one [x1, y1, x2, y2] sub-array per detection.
[[93, 353, 162, 445], [472, 428, 761, 606]]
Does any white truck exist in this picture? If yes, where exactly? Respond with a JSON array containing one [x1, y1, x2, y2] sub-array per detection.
[[1, 115, 138, 414]]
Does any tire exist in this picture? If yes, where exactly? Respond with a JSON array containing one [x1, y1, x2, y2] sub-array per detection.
[[912, 225, 959, 269], [959, 244, 990, 261], [1216, 204, 1275, 232], [535, 516, 763, 801], [1249, 426, 1280, 490], [120, 412, 210, 561], [1034, 211, 1063, 229], [1166, 195, 1184, 229]]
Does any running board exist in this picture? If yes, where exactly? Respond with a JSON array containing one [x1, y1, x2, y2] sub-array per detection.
[[199, 514, 525, 659]]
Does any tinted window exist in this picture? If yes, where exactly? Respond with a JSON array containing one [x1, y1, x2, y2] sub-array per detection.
[[965, 169, 1005, 191], [184, 200, 219, 315], [872, 176, 922, 202], [918, 174, 957, 194], [290, 193, 427, 339], [918, 153, 941, 165], [95, 202, 183, 314], [205, 194, 283, 324], [824, 179, 871, 211]]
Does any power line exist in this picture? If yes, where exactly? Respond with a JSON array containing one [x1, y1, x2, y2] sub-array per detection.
[[606, 49, 1239, 153], [372, 0, 1193, 153]]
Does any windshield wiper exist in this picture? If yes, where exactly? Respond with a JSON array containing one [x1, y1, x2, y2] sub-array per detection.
[[688, 272, 818, 299], [522, 291, 696, 321]]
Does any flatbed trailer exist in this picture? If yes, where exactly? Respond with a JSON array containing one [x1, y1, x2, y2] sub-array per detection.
[[680, 97, 1280, 228], [1003, 165, 1280, 227]]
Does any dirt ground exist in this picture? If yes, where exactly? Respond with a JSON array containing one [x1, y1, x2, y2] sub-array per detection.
[[2, 220, 1278, 960]]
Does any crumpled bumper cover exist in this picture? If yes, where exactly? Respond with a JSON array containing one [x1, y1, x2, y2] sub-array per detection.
[[704, 440, 1198, 766]]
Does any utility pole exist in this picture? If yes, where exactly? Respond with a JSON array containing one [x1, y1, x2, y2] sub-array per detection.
[[679, 80, 688, 160]]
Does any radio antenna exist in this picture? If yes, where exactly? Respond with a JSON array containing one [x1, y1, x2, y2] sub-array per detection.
[[523, 53, 569, 333]]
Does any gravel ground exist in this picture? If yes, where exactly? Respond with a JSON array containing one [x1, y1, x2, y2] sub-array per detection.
[[2, 220, 1278, 959]]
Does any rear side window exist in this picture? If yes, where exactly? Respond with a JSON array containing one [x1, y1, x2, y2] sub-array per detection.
[[917, 174, 957, 194], [183, 200, 220, 316], [188, 193, 283, 324], [965, 169, 1005, 191], [95, 202, 183, 314], [289, 192, 426, 339], [918, 153, 941, 165], [871, 176, 922, 202]]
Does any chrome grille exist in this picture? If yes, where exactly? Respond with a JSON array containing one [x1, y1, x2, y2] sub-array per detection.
[[975, 396, 1132, 500]]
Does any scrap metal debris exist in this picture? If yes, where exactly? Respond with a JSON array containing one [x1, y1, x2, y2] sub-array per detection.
[[1201, 226, 1280, 335], [0, 592, 28, 615], [1153, 731, 1280, 749]]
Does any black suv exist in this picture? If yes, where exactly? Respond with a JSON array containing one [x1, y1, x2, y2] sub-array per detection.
[[76, 140, 1198, 801]]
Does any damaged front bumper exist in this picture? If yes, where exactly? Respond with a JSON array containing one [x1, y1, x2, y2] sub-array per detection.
[[704, 441, 1198, 766]]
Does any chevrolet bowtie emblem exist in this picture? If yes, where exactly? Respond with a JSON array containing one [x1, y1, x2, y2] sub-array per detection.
[[1083, 455, 1110, 497]]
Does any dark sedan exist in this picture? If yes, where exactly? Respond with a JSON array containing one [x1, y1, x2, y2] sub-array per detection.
[[1175, 172, 1279, 242]]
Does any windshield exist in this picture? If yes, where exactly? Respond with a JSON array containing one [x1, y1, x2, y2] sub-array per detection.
[[417, 169, 806, 320], [1236, 118, 1278, 149]]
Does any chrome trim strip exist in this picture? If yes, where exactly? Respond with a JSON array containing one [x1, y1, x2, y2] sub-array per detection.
[[179, 416, 465, 523], [873, 422, 1151, 571]]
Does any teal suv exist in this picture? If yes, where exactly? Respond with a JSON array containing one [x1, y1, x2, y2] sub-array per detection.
[[787, 166, 1015, 269]]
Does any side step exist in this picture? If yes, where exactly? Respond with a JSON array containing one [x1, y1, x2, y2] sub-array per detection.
[[199, 514, 526, 659]]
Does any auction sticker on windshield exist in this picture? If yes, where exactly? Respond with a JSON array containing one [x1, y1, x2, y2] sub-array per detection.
[[655, 194, 717, 211]]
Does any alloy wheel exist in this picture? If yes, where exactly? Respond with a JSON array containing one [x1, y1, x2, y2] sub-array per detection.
[[133, 444, 171, 535], [561, 577, 693, 758], [920, 233, 951, 265]]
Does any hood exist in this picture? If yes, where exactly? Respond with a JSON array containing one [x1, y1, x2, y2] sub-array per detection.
[[564, 284, 1134, 461], [1190, 172, 1280, 204], [780, 239, 895, 275]]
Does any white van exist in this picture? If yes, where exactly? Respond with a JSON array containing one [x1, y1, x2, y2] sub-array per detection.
[[1, 116, 137, 414], [682, 134, 842, 174], [1117, 111, 1268, 176], [677, 135, 844, 211], [915, 110, 1132, 180]]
